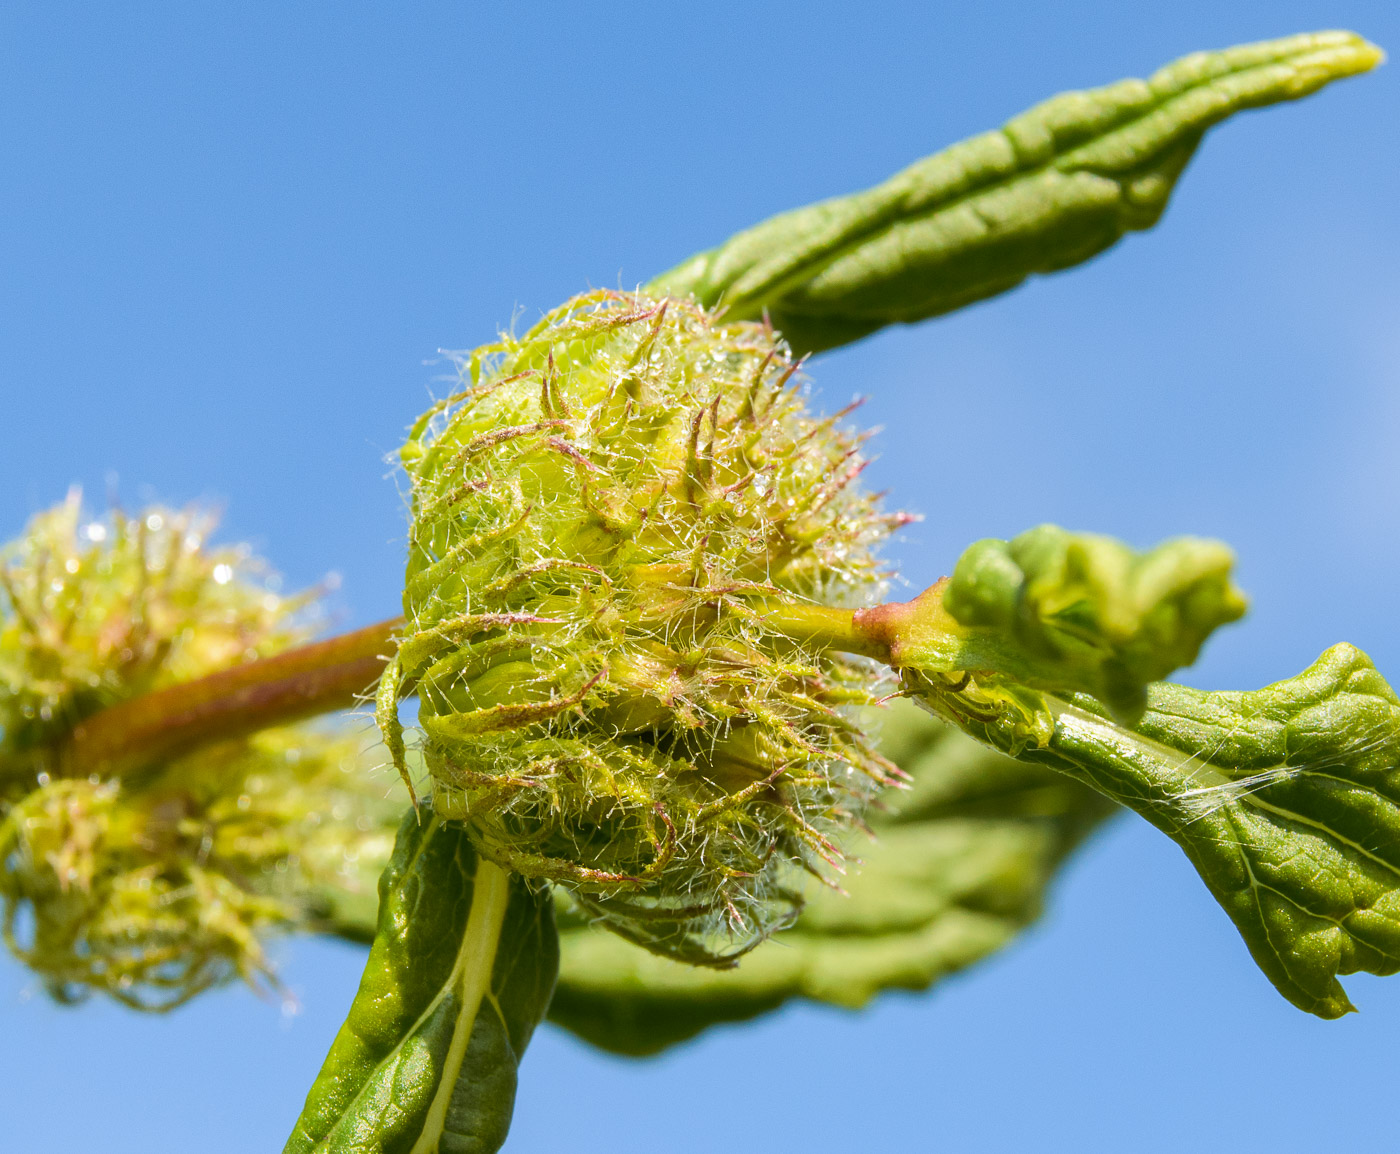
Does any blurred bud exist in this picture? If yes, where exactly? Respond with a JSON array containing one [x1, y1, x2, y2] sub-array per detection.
[[0, 725, 399, 1008], [0, 491, 314, 774], [0, 494, 398, 1007]]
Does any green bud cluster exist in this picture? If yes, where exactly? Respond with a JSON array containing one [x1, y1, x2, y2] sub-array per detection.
[[0, 492, 312, 772], [0, 724, 398, 1008], [0, 496, 397, 1007], [384, 290, 904, 963]]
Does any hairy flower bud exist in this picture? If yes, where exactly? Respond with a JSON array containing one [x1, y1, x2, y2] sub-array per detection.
[[0, 493, 312, 773], [0, 496, 398, 1006], [384, 290, 905, 963], [0, 725, 398, 1007]]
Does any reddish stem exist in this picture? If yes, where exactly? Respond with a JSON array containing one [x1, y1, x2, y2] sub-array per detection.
[[60, 617, 404, 777], [53, 579, 949, 779]]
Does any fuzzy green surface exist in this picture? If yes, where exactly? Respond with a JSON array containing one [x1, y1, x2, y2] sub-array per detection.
[[0, 494, 313, 779], [389, 290, 901, 964], [1, 723, 399, 1008], [547, 699, 1116, 1055], [0, 496, 395, 1007]]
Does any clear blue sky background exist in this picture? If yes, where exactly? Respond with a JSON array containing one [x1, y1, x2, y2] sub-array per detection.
[[2, 3, 1398, 1150]]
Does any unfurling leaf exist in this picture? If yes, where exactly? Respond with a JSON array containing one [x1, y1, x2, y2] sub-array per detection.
[[650, 32, 1381, 354], [285, 812, 557, 1154], [943, 525, 1247, 718], [858, 526, 1246, 723], [545, 700, 1116, 1056], [917, 645, 1400, 1019]]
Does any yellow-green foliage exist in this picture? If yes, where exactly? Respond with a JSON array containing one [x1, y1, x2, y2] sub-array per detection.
[[387, 290, 904, 964], [0, 492, 313, 774], [0, 495, 397, 1007], [0, 726, 398, 1008]]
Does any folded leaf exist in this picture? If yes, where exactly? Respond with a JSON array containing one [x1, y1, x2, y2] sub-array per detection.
[[545, 700, 1116, 1056], [946, 525, 1246, 717], [285, 812, 557, 1154], [650, 32, 1381, 354], [858, 526, 1246, 722], [916, 644, 1400, 1018]]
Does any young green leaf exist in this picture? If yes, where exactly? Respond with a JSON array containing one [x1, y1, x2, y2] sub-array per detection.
[[858, 525, 1247, 722], [285, 812, 557, 1154], [545, 701, 1115, 1056], [650, 32, 1381, 354], [916, 645, 1400, 1019]]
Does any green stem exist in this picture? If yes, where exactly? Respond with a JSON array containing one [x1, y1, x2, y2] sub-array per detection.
[[756, 599, 892, 660]]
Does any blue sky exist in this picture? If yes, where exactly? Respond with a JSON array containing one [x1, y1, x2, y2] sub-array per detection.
[[2, 3, 1398, 1150]]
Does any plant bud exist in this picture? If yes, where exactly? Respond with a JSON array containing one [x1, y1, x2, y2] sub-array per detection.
[[0, 496, 398, 1007], [0, 725, 398, 1007], [0, 493, 312, 774], [385, 290, 904, 963]]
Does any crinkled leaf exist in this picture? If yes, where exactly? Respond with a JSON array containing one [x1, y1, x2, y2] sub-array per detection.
[[943, 524, 1247, 718], [545, 700, 1116, 1056], [650, 32, 1380, 354], [917, 644, 1400, 1019], [860, 526, 1246, 723], [285, 811, 557, 1154]]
